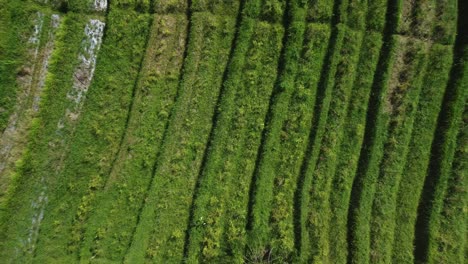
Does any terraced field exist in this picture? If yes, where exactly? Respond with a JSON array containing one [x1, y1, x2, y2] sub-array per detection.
[[0, 0, 466, 263]]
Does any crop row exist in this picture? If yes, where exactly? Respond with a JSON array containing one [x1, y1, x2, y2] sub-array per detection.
[[0, 10, 61, 204], [0, 13, 95, 262], [186, 19, 284, 264], [0, 2, 41, 133], [77, 12, 187, 263], [368, 37, 429, 263], [327, 31, 383, 263], [415, 43, 468, 263], [247, 0, 329, 262], [432, 103, 467, 264], [125, 7, 242, 264], [391, 44, 454, 263], [395, 0, 457, 45]]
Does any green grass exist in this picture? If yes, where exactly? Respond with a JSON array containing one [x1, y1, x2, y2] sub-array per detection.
[[0, 13, 88, 263], [328, 31, 383, 264], [0, 1, 465, 263], [298, 23, 345, 263], [305, 25, 362, 263], [186, 17, 284, 264], [432, 104, 467, 264], [392, 44, 454, 264], [26, 9, 150, 263], [421, 45, 468, 264], [73, 12, 183, 263], [125, 8, 240, 263], [0, 1, 39, 132], [368, 37, 429, 263]]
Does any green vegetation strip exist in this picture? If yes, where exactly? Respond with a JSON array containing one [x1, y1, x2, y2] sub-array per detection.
[[369, 37, 429, 264], [432, 104, 467, 264], [78, 12, 186, 263], [30, 10, 152, 263], [0, 14, 88, 263], [392, 44, 453, 263], [125, 10, 240, 263], [328, 31, 383, 264], [0, 1, 39, 132], [306, 25, 362, 263], [421, 45, 468, 264], [186, 19, 284, 264], [247, 1, 330, 261], [298, 24, 345, 263]]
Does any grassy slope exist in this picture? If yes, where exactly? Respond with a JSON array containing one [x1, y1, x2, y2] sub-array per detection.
[[77, 10, 187, 263], [124, 2, 241, 263], [0, 1, 42, 134], [247, 0, 333, 261], [0, 13, 87, 263], [391, 44, 454, 263], [432, 103, 467, 263]]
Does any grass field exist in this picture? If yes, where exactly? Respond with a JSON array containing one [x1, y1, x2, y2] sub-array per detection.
[[0, 0, 466, 263]]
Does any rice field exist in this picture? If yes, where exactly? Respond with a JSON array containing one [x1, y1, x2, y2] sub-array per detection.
[[0, 0, 466, 263]]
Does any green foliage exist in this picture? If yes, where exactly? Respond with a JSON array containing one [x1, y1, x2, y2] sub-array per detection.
[[306, 25, 362, 263], [248, 1, 330, 261], [424, 45, 468, 264], [126, 10, 240, 264], [350, 36, 430, 264], [0, 1, 37, 131], [0, 12, 87, 263], [328, 31, 383, 264], [369, 38, 429, 264], [186, 18, 284, 264], [432, 104, 467, 264], [0, 1, 464, 264], [392, 44, 454, 263]]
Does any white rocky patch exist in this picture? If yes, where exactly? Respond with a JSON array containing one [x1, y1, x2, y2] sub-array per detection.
[[61, 18, 105, 128], [33, 14, 61, 112], [94, 0, 108, 11]]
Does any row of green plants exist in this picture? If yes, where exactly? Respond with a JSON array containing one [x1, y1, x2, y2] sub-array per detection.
[[432, 102, 467, 264], [125, 8, 241, 264], [184, 1, 285, 261], [246, 0, 388, 262], [303, 2, 389, 261], [371, 1, 459, 261], [368, 37, 429, 263], [349, 35, 431, 264], [305, 25, 363, 263], [391, 44, 454, 263], [420, 47, 468, 263], [247, 0, 328, 262], [395, 0, 457, 45], [0, 12, 90, 262], [76, 12, 186, 262], [0, 7, 50, 202], [346, 1, 460, 262], [328, 31, 383, 264], [188, 20, 284, 264], [27, 8, 151, 263], [0, 1, 39, 133]]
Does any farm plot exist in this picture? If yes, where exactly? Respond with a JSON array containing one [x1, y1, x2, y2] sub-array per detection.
[[78, 11, 188, 263], [0, 11, 61, 205], [247, 0, 332, 262], [0, 0, 465, 264], [0, 13, 95, 263], [124, 5, 241, 264], [185, 2, 285, 263], [29, 9, 154, 263], [391, 44, 454, 263]]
